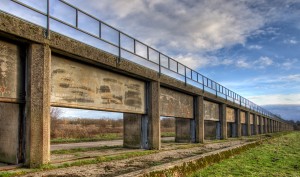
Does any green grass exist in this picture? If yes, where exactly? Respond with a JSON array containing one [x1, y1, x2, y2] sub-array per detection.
[[191, 132, 300, 177], [51, 145, 122, 154], [51, 133, 122, 144], [161, 132, 175, 137]]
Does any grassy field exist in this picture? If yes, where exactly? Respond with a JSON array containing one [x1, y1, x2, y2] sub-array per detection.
[[191, 132, 300, 177], [50, 117, 175, 144]]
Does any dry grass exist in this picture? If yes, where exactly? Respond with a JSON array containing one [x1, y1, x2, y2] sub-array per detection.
[[51, 117, 176, 141]]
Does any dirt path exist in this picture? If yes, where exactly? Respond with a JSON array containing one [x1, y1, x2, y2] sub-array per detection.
[[51, 137, 175, 151], [24, 139, 249, 177]]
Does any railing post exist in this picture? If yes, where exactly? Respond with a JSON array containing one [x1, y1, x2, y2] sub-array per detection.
[[46, 0, 50, 39], [118, 32, 121, 63], [184, 67, 187, 85]]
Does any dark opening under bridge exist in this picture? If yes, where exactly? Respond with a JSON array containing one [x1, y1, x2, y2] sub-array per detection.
[[0, 0, 294, 168]]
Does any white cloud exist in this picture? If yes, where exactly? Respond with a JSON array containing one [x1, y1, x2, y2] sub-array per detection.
[[236, 59, 251, 68], [175, 53, 233, 69], [284, 39, 298, 44], [254, 56, 273, 68], [249, 94, 300, 105], [248, 45, 263, 50], [281, 58, 299, 69], [67, 0, 265, 53]]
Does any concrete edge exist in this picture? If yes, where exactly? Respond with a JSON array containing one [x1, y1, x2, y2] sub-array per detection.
[[118, 140, 261, 177]]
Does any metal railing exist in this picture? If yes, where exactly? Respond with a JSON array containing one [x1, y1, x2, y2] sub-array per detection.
[[1, 0, 285, 122]]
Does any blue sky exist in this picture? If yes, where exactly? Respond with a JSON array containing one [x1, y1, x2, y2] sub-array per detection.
[[1, 0, 299, 120]]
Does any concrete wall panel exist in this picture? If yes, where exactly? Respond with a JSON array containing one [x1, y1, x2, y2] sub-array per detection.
[[0, 103, 20, 164], [51, 55, 146, 114], [240, 111, 246, 124], [250, 114, 254, 124], [160, 87, 193, 118], [0, 40, 22, 99], [204, 101, 219, 121], [226, 107, 235, 122]]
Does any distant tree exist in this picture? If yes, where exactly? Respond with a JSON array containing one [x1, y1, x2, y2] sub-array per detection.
[[50, 107, 63, 137]]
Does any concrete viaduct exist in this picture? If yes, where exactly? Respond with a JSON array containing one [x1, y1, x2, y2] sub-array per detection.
[[0, 1, 294, 168]]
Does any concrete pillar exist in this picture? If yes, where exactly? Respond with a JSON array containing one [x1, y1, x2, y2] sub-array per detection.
[[147, 81, 160, 150], [220, 104, 227, 139], [26, 44, 51, 168], [236, 109, 242, 137], [264, 117, 268, 133], [123, 113, 142, 148], [194, 96, 204, 143], [253, 114, 258, 135], [259, 116, 263, 134], [175, 118, 191, 143], [246, 111, 251, 136]]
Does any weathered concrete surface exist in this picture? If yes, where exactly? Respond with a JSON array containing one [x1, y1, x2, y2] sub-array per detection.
[[160, 87, 193, 118], [123, 113, 142, 148], [204, 121, 219, 140], [246, 112, 251, 136], [51, 55, 146, 114], [220, 104, 227, 139], [226, 107, 235, 122], [26, 44, 51, 168], [204, 101, 219, 121], [0, 103, 20, 164], [175, 118, 191, 143], [237, 109, 242, 137], [253, 114, 258, 135], [240, 111, 246, 124], [195, 96, 204, 143], [0, 40, 23, 100], [148, 81, 160, 150]]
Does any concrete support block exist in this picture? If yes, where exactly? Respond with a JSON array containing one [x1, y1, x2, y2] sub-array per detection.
[[246, 112, 251, 136], [147, 81, 160, 150], [175, 118, 191, 143], [236, 109, 242, 137], [220, 104, 227, 139], [253, 114, 258, 135], [258, 116, 262, 134], [194, 96, 204, 143], [264, 117, 268, 133], [123, 113, 142, 148], [26, 44, 51, 168]]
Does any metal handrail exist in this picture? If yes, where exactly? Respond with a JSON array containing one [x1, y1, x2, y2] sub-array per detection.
[[4, 0, 286, 123]]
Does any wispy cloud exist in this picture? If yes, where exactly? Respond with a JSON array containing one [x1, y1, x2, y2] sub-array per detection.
[[247, 45, 263, 50], [284, 39, 298, 45], [249, 93, 300, 105]]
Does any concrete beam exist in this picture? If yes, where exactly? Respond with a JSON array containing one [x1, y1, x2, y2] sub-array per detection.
[[220, 104, 227, 139], [194, 96, 204, 143], [147, 81, 160, 150], [26, 44, 51, 168]]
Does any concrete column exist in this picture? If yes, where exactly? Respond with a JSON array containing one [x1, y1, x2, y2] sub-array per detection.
[[175, 118, 191, 143], [259, 116, 263, 134], [246, 111, 251, 136], [264, 117, 268, 133], [236, 109, 242, 137], [220, 104, 227, 139], [123, 113, 142, 148], [253, 114, 258, 135], [194, 96, 204, 143], [147, 81, 160, 150], [26, 44, 51, 168]]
